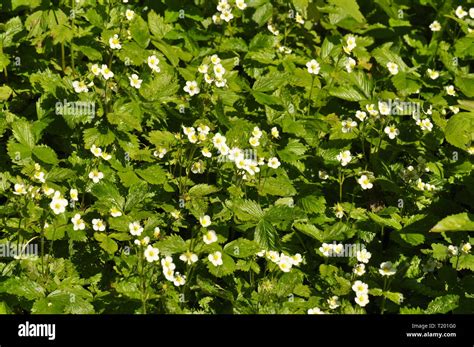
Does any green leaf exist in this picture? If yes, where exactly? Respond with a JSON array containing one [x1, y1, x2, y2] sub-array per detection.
[[444, 113, 474, 151], [294, 223, 324, 241], [11, 120, 36, 148], [254, 219, 278, 250], [136, 165, 167, 185], [232, 199, 264, 222], [32, 145, 59, 164], [130, 15, 150, 48], [252, 3, 273, 26], [207, 252, 236, 278], [94, 232, 118, 254], [156, 235, 187, 255], [259, 176, 297, 196], [83, 127, 116, 148], [224, 238, 260, 258], [148, 11, 172, 39], [188, 184, 220, 198], [328, 0, 365, 23], [368, 212, 402, 230], [430, 213, 474, 232], [125, 182, 149, 212], [253, 72, 289, 92], [0, 277, 45, 300], [425, 295, 459, 314]]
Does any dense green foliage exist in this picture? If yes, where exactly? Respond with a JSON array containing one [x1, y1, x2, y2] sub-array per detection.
[[0, 0, 473, 314]]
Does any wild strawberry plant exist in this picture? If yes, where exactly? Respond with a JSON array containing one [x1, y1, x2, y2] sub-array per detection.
[[0, 0, 473, 314]]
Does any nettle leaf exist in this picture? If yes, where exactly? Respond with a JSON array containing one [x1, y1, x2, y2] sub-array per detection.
[[130, 15, 150, 48], [452, 254, 474, 271], [425, 295, 459, 314], [156, 235, 187, 255], [136, 165, 167, 185], [444, 113, 474, 151], [254, 219, 279, 250], [259, 176, 297, 196], [94, 232, 118, 254], [148, 11, 172, 39], [32, 145, 58, 164], [430, 213, 474, 232], [188, 184, 220, 198], [83, 127, 116, 148], [224, 238, 260, 258], [11, 120, 36, 149]]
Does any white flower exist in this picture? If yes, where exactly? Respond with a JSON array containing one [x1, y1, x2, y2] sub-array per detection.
[[147, 55, 160, 72], [448, 245, 459, 256], [416, 118, 433, 132], [445, 85, 456, 96], [203, 230, 218, 244], [319, 170, 329, 180], [386, 62, 399, 75], [50, 194, 68, 215], [208, 251, 223, 266], [72, 80, 88, 93], [179, 251, 198, 265], [183, 80, 200, 96], [101, 152, 112, 160], [267, 24, 279, 36], [306, 59, 320, 75], [252, 126, 263, 139], [429, 21, 441, 32], [34, 171, 45, 183], [327, 296, 340, 309], [198, 64, 209, 75], [201, 148, 212, 158], [199, 215, 211, 228], [341, 118, 357, 133], [308, 307, 325, 314], [278, 255, 293, 272], [319, 243, 334, 257], [336, 150, 352, 166], [267, 157, 281, 169], [220, 10, 233, 22], [333, 243, 344, 255], [266, 250, 280, 263], [92, 218, 106, 231], [295, 12, 305, 24], [343, 35, 357, 54], [210, 54, 221, 65], [449, 106, 459, 114], [213, 64, 226, 78], [357, 175, 373, 190], [100, 64, 114, 80], [379, 261, 397, 276], [353, 263, 366, 276], [91, 64, 101, 76], [70, 188, 79, 201], [144, 245, 160, 262], [290, 253, 303, 266], [455, 6, 468, 19], [355, 293, 369, 307], [384, 125, 399, 139], [345, 57, 356, 73], [129, 74, 142, 89], [173, 272, 186, 286], [109, 34, 122, 50], [217, 0, 230, 12], [271, 127, 279, 138], [470, 8, 474, 18], [352, 280, 369, 295], [71, 214, 86, 230], [249, 137, 260, 147], [110, 207, 122, 217], [125, 9, 135, 20], [163, 267, 175, 281], [427, 68, 439, 80], [90, 144, 102, 157], [334, 203, 344, 219], [88, 170, 104, 183], [461, 243, 471, 254], [366, 104, 379, 117], [43, 186, 55, 196], [212, 14, 222, 25], [378, 101, 390, 115], [355, 110, 367, 122], [236, 0, 247, 10], [214, 77, 227, 88], [129, 221, 143, 236], [161, 256, 176, 271], [356, 249, 372, 263]]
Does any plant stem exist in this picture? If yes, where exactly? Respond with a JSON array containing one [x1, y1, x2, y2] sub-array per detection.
[[307, 75, 315, 117]]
